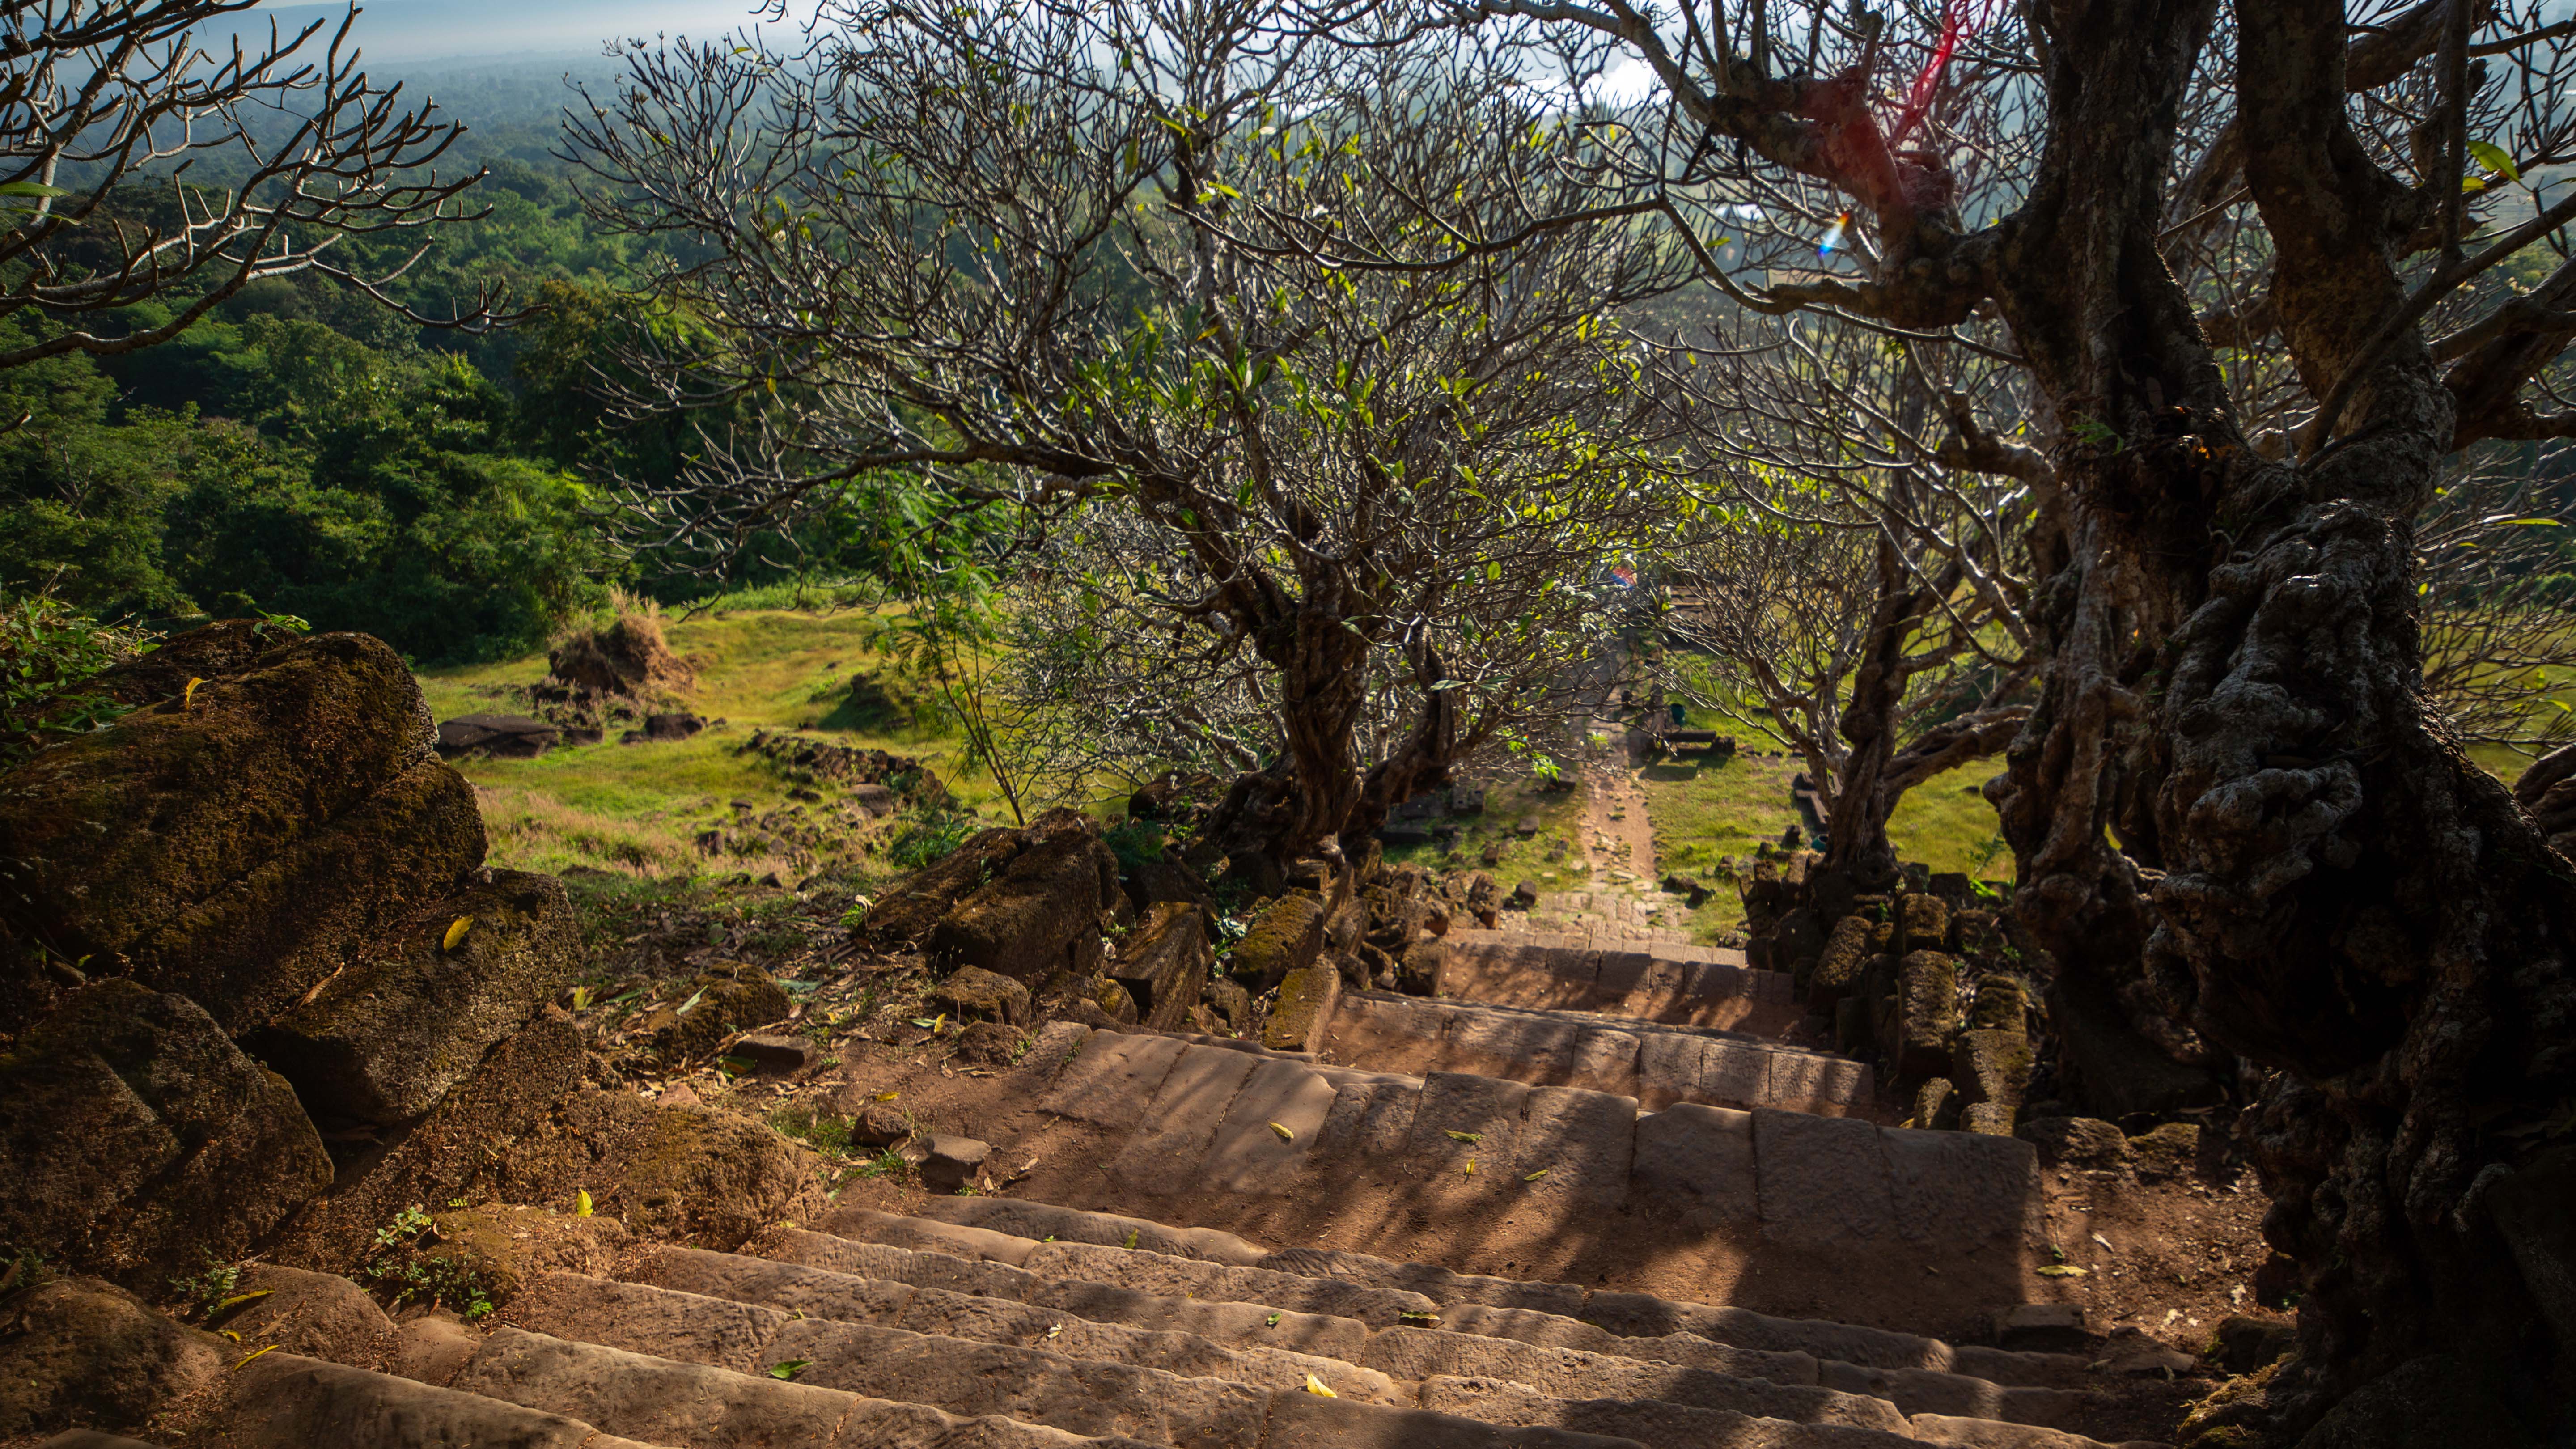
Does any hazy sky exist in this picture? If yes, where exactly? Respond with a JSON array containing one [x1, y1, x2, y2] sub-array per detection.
[[245, 0, 797, 64]]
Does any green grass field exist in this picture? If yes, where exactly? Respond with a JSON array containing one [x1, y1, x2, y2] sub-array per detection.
[[419, 606, 1007, 879]]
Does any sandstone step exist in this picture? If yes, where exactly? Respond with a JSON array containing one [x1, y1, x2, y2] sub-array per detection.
[[1323, 991, 1868, 1113], [446, 1325, 1181, 1448], [896, 1199, 2081, 1397], [637, 1241, 1933, 1435], [811, 1204, 2093, 1421], [1018, 1031, 2038, 1330], [1437, 933, 1790, 1035], [186, 1350, 675, 1449], [482, 1288, 1653, 1449]]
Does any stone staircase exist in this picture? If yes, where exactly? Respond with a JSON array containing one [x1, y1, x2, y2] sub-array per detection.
[[123, 893, 2164, 1449]]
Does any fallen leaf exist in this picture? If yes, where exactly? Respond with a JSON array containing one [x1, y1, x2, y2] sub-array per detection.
[[575, 1189, 594, 1218], [678, 988, 708, 1015], [1303, 1373, 1337, 1398], [183, 676, 206, 708], [767, 1359, 813, 1381], [1523, 1168, 1549, 1182], [2036, 1265, 2089, 1277], [1268, 1121, 1295, 1143], [1399, 1310, 1441, 1326], [1046, 1323, 1061, 1339], [1265, 1312, 1281, 1328], [231, 1344, 277, 1371], [1122, 1230, 1140, 1250], [208, 1290, 274, 1321], [442, 916, 474, 951], [2092, 1232, 2114, 1251], [1464, 1158, 1476, 1177], [1444, 1130, 1483, 1144], [874, 1090, 900, 1102]]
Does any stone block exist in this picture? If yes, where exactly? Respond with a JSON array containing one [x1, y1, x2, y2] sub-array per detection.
[[2013, 1116, 2132, 1170], [1107, 901, 1211, 1030], [1881, 1124, 2041, 1248], [1232, 891, 1328, 993], [1110, 1045, 1262, 1191], [1202, 1058, 1339, 1194], [1753, 1108, 1893, 1248], [1629, 1103, 1756, 1225], [1953, 1028, 2034, 1112], [1896, 893, 1950, 958], [638, 962, 793, 1065], [1771, 907, 1826, 979], [1397, 937, 1449, 997], [1038, 1030, 1188, 1128], [1263, 965, 1342, 1054], [0, 980, 331, 1286], [915, 1134, 991, 1193], [927, 815, 1121, 986], [930, 964, 1033, 1026], [0, 1276, 228, 1439], [1911, 1077, 1957, 1130], [1968, 973, 2030, 1031], [1809, 915, 1876, 1008], [1888, 950, 1961, 1081], [247, 868, 578, 1123], [1512, 1085, 1635, 1206], [1962, 1102, 2017, 1135]]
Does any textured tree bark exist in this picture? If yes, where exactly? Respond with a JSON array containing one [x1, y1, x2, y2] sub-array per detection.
[[1981, 0, 2576, 1435]]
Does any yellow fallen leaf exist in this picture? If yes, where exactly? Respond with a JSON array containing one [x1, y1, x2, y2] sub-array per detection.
[[1268, 1121, 1294, 1143], [1444, 1130, 1482, 1144], [1523, 1168, 1549, 1182], [210, 1289, 274, 1318], [442, 916, 473, 951], [575, 1189, 593, 1218], [874, 1090, 899, 1102], [231, 1344, 276, 1371], [1122, 1229, 1140, 1249], [1302, 1373, 1337, 1398], [1464, 1158, 1475, 1177], [183, 676, 206, 708], [2036, 1265, 2088, 1277]]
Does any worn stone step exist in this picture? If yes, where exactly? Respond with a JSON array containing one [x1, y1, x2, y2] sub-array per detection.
[[624, 1248, 1405, 1402], [639, 1241, 1924, 1434], [897, 1198, 2084, 1393], [1437, 933, 1792, 1035], [484, 1287, 1648, 1449], [813, 1203, 2092, 1424], [186, 1350, 674, 1449], [447, 1325, 1170, 1448], [1323, 991, 1869, 1113]]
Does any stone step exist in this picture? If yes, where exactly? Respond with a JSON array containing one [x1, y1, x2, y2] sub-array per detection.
[[186, 1350, 677, 1449], [485, 1282, 1664, 1449], [1323, 992, 1868, 1114], [647, 1241, 1945, 1432], [445, 1324, 1218, 1448], [1022, 1030, 2034, 1309], [826, 1203, 2087, 1398], [1436, 932, 1792, 1034], [767, 1214, 2147, 1449]]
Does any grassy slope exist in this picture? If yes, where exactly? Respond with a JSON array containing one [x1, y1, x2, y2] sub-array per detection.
[[419, 607, 1004, 879]]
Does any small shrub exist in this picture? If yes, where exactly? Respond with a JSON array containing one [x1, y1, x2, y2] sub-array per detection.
[[0, 587, 155, 765], [167, 1251, 241, 1320], [885, 809, 976, 869]]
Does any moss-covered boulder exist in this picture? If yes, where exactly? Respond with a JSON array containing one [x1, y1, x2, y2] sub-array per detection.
[[0, 979, 332, 1284], [1106, 901, 1210, 1031], [248, 869, 580, 1124], [0, 630, 437, 969], [1232, 890, 1326, 993], [0, 626, 486, 1034]]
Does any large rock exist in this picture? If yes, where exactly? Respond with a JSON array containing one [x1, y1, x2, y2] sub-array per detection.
[[926, 814, 1121, 986], [273, 1013, 588, 1270], [1894, 893, 1950, 956], [0, 1276, 229, 1440], [1107, 902, 1211, 1031], [2014, 1116, 2133, 1170], [852, 825, 1031, 947], [0, 980, 332, 1284], [1232, 890, 1327, 993], [0, 630, 474, 1027], [929, 965, 1033, 1026], [483, 1090, 815, 1250], [434, 713, 560, 759], [248, 870, 579, 1124], [1123, 856, 1217, 921]]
